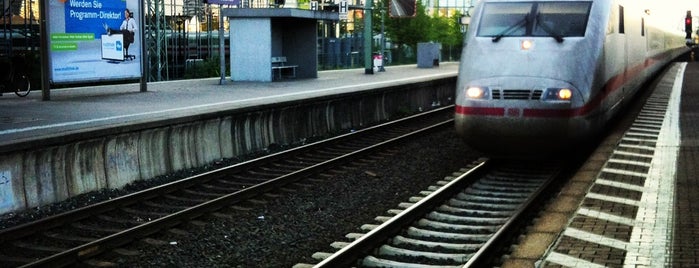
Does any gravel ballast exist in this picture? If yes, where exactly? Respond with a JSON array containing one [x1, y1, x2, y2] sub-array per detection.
[[107, 129, 479, 267], [0, 128, 479, 267]]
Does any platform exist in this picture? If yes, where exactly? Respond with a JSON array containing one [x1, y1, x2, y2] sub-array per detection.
[[504, 61, 699, 267], [0, 63, 458, 215], [0, 63, 458, 149]]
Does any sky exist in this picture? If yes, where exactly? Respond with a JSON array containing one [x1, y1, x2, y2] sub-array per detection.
[[649, 0, 696, 16], [643, 0, 697, 30]]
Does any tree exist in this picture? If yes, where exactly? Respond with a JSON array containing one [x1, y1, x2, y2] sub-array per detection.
[[431, 11, 463, 48], [377, 0, 464, 63], [380, 0, 431, 63]]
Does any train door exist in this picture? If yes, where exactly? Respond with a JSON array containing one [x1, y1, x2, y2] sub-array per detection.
[[603, 2, 627, 116], [619, 4, 629, 89], [624, 4, 648, 97]]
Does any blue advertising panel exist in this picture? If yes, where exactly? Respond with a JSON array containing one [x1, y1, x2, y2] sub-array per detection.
[[48, 0, 142, 84], [205, 0, 241, 5]]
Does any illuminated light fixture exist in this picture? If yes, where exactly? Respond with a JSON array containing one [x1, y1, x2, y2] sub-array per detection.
[[558, 88, 572, 100], [543, 88, 573, 102], [466, 87, 485, 99], [521, 40, 533, 50], [460, 15, 471, 25]]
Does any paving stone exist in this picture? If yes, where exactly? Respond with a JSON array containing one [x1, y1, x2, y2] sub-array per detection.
[[510, 233, 557, 259], [673, 62, 699, 267], [545, 196, 581, 214], [531, 212, 569, 233]]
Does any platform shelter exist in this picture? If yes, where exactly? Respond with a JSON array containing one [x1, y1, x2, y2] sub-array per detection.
[[222, 8, 339, 82]]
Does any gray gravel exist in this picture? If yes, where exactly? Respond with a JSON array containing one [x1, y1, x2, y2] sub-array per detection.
[[0, 127, 478, 267], [104, 129, 479, 267]]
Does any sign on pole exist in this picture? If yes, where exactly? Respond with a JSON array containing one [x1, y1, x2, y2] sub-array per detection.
[[339, 0, 348, 20], [389, 0, 416, 17]]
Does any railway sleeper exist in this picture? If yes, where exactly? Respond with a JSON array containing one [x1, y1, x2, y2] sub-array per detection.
[[392, 235, 482, 252], [462, 188, 532, 199], [436, 204, 513, 217], [404, 226, 491, 243], [470, 182, 540, 193], [425, 211, 508, 225], [374, 216, 392, 223], [445, 199, 519, 211], [12, 241, 67, 253], [415, 219, 499, 234], [372, 244, 472, 264], [43, 231, 96, 243], [453, 193, 524, 205], [361, 255, 463, 268]]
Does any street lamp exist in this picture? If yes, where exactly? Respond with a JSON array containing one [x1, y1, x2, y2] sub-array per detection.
[[459, 4, 474, 33], [459, 15, 470, 33], [379, 8, 385, 72]]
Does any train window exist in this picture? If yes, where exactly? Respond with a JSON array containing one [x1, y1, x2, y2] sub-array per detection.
[[477, 3, 532, 37], [532, 2, 591, 37], [478, 2, 592, 39], [619, 5, 625, 34], [607, 4, 617, 35]]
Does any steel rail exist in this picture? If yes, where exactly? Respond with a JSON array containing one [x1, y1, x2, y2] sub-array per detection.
[[464, 163, 563, 267], [313, 159, 492, 267], [2, 106, 454, 268], [0, 105, 452, 241], [312, 160, 564, 268]]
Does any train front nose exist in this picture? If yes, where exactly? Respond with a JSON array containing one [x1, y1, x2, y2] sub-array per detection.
[[455, 113, 580, 157], [454, 78, 588, 157]]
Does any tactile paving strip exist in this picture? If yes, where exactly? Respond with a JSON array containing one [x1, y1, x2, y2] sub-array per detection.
[[541, 63, 685, 267], [672, 61, 699, 267]]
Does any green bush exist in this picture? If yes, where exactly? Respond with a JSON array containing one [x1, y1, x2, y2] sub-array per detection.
[[183, 57, 226, 79]]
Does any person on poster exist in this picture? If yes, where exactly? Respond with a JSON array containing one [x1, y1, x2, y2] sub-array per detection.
[[119, 8, 137, 60]]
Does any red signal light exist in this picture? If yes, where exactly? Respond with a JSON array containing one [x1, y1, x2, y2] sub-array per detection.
[[686, 15, 693, 39]]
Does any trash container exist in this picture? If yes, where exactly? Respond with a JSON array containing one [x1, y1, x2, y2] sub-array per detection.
[[373, 52, 385, 71], [373, 53, 383, 68]]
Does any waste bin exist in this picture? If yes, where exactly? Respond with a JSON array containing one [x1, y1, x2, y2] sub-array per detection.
[[373, 52, 384, 71]]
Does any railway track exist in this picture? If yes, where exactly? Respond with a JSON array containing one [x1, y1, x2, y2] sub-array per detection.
[[297, 159, 567, 267], [0, 106, 454, 268]]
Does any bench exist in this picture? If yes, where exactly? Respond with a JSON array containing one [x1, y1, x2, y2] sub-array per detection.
[[271, 56, 298, 80]]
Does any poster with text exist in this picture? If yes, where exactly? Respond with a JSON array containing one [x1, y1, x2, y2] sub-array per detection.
[[49, 0, 142, 84]]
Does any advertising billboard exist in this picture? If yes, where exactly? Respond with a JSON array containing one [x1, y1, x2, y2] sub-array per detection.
[[204, 0, 241, 5], [48, 0, 142, 84]]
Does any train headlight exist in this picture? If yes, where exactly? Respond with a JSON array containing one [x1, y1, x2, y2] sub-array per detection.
[[466, 86, 487, 99], [543, 88, 573, 102], [558, 89, 572, 100]]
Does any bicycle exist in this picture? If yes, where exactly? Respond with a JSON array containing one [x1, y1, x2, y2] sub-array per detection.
[[1, 54, 31, 97]]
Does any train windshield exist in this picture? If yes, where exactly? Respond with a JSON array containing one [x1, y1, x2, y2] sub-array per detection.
[[478, 2, 591, 40]]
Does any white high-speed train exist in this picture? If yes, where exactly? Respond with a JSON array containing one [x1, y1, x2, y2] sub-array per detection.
[[455, 0, 689, 156]]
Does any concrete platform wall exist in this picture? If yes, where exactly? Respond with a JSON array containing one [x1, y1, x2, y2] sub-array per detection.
[[0, 78, 455, 215]]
